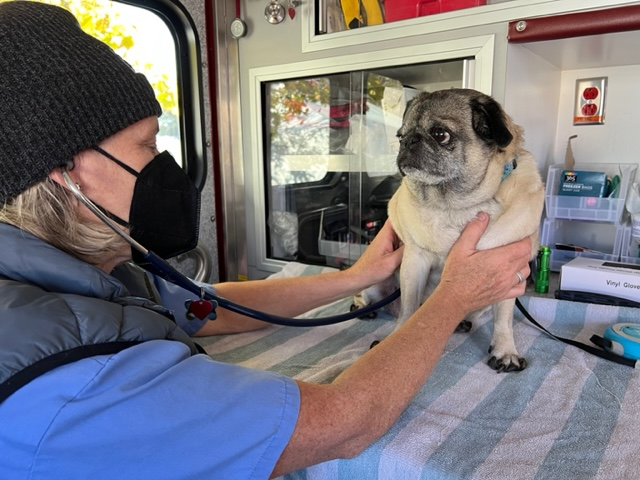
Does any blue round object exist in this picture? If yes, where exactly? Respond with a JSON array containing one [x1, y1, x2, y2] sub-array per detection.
[[603, 323, 640, 360]]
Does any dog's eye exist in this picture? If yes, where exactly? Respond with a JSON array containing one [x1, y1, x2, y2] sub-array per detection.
[[430, 128, 451, 145]]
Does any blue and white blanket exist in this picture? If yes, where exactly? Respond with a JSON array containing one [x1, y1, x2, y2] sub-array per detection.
[[201, 263, 640, 480]]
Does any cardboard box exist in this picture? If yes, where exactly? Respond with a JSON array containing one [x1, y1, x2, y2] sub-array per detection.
[[560, 257, 640, 302], [557, 170, 607, 197]]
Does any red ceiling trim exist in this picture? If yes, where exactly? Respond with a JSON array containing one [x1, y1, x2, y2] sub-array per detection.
[[508, 4, 640, 43]]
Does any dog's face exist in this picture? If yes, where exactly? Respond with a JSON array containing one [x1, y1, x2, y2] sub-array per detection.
[[396, 89, 518, 196]]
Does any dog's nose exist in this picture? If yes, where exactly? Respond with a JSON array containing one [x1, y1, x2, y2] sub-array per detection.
[[401, 132, 421, 147]]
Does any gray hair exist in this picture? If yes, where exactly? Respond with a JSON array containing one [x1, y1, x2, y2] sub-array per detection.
[[0, 177, 128, 267]]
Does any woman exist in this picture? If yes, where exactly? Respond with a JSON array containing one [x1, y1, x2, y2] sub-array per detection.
[[0, 2, 531, 478]]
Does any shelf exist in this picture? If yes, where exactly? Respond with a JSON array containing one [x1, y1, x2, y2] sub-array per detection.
[[516, 30, 640, 70], [508, 5, 640, 70]]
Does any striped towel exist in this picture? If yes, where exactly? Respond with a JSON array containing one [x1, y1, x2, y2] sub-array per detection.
[[200, 263, 640, 480]]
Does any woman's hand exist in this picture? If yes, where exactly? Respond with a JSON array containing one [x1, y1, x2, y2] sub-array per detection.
[[436, 212, 532, 316], [346, 220, 404, 289]]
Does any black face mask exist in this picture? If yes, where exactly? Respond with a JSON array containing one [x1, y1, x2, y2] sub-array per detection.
[[92, 146, 201, 263]]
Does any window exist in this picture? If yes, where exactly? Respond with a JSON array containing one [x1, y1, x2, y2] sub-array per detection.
[[261, 61, 464, 267]]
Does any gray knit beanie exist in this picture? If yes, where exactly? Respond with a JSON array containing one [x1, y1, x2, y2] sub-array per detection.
[[0, 1, 162, 204]]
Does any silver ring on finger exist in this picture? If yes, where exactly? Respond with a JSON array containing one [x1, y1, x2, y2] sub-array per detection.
[[516, 271, 525, 284]]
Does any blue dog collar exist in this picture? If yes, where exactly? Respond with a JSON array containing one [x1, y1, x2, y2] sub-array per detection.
[[502, 156, 518, 181]]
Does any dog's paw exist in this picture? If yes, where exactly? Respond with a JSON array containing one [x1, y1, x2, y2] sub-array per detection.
[[455, 319, 472, 333], [351, 290, 379, 319], [351, 292, 367, 310], [350, 302, 377, 319], [487, 346, 527, 373]]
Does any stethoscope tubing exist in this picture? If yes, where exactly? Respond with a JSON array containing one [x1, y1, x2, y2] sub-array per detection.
[[145, 250, 400, 327], [61, 168, 398, 326]]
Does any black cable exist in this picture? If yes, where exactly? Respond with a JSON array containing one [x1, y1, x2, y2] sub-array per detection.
[[516, 298, 636, 368]]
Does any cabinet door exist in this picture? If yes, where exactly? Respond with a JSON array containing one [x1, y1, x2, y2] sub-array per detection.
[[317, 0, 515, 34], [260, 59, 468, 270], [240, 34, 495, 279]]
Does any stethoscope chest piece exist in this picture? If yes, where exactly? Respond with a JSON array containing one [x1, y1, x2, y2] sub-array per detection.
[[230, 17, 247, 39], [265, 0, 285, 24]]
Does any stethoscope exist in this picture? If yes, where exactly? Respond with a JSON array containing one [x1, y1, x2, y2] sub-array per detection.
[[60, 169, 399, 327], [59, 169, 640, 367]]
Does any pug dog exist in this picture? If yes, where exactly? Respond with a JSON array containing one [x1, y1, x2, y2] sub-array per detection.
[[354, 88, 545, 372]]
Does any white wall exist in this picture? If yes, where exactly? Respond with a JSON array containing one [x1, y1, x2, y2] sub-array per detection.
[[504, 43, 561, 172], [554, 64, 640, 180]]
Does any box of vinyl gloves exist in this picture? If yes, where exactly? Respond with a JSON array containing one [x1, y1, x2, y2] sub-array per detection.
[[560, 257, 640, 302]]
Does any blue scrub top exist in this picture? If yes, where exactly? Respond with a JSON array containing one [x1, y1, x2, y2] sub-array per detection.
[[150, 272, 213, 336], [0, 272, 301, 479], [0, 341, 300, 479]]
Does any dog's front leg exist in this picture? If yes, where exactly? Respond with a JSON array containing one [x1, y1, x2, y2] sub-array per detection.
[[487, 298, 527, 372], [396, 246, 433, 326]]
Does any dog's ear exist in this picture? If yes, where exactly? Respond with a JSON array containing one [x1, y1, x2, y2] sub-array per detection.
[[470, 96, 513, 148]]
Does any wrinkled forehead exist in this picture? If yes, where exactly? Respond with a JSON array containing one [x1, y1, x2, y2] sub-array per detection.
[[403, 92, 474, 127]]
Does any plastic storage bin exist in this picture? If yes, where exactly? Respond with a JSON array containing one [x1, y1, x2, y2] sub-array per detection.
[[619, 222, 640, 265], [541, 218, 626, 271], [544, 163, 637, 222]]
